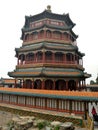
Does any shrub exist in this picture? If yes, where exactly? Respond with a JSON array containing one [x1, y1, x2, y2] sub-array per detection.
[[37, 122, 45, 130], [54, 125, 60, 130]]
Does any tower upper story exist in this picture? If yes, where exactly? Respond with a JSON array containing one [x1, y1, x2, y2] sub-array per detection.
[[21, 6, 78, 46]]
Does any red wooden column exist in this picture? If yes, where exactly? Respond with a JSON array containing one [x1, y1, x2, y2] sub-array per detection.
[[23, 79, 27, 88], [63, 54, 66, 63], [43, 51, 45, 63], [14, 78, 16, 88], [61, 33, 63, 40], [42, 79, 45, 89], [84, 79, 86, 87], [53, 80, 55, 90], [38, 31, 40, 39], [51, 31, 53, 39], [44, 29, 46, 38], [74, 54, 75, 64], [24, 54, 26, 64], [21, 79, 24, 88], [82, 79, 86, 89], [78, 80, 81, 90], [34, 52, 37, 63], [23, 79, 25, 88], [76, 80, 78, 90], [52, 52, 55, 63], [32, 79, 34, 89]]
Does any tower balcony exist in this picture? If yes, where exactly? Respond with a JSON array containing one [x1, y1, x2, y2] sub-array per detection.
[[17, 50, 84, 70], [16, 60, 84, 70]]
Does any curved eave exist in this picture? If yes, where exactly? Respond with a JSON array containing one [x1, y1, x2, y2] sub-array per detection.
[[15, 48, 20, 57], [65, 13, 75, 28], [8, 71, 41, 78], [44, 71, 84, 78], [21, 24, 70, 40], [16, 43, 77, 53], [24, 10, 75, 29], [70, 30, 78, 39], [27, 10, 75, 26], [84, 73, 91, 78], [15, 43, 44, 54], [8, 68, 84, 78], [21, 24, 72, 35], [77, 51, 85, 57]]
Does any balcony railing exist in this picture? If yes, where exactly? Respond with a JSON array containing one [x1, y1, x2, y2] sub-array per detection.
[[22, 60, 78, 65], [17, 60, 84, 70]]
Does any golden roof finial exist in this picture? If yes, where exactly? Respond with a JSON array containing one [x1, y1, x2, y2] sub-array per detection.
[[47, 5, 51, 12]]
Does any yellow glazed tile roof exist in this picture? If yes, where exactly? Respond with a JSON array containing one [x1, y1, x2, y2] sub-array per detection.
[[0, 87, 98, 100]]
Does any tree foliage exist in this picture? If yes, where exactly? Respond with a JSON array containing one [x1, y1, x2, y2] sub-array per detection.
[[90, 80, 95, 85]]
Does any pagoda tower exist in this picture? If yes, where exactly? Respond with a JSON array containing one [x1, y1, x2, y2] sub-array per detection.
[[8, 6, 90, 90]]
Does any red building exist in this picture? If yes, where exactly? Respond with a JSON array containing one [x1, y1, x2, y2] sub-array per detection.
[[0, 6, 96, 118], [0, 78, 19, 88], [8, 6, 90, 90]]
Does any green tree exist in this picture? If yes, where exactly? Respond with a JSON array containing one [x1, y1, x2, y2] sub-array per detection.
[[90, 80, 95, 85], [96, 75, 98, 84]]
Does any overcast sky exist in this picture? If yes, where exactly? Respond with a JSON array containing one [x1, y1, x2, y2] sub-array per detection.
[[0, 0, 98, 84]]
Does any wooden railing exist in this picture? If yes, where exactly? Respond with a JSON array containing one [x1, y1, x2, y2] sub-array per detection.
[[24, 60, 77, 64]]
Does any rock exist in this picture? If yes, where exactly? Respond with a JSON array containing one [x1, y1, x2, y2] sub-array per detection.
[[1, 126, 9, 130], [51, 121, 62, 126], [0, 126, 2, 130], [60, 122, 74, 130]]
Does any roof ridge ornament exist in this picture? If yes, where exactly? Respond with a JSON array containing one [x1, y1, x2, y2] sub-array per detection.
[[47, 5, 52, 12]]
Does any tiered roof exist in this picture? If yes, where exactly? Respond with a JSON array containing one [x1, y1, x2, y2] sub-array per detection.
[[0, 78, 19, 86], [15, 42, 85, 57], [8, 68, 90, 78], [21, 8, 78, 40], [24, 10, 75, 29]]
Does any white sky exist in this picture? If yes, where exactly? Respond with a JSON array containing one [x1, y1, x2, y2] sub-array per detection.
[[0, 0, 98, 84]]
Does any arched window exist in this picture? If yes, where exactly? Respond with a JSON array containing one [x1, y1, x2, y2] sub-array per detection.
[[45, 80, 53, 90], [26, 53, 34, 61], [63, 32, 69, 40], [66, 53, 74, 62], [36, 51, 43, 61], [53, 31, 61, 39], [55, 80, 66, 90], [33, 32, 38, 40], [46, 30, 51, 38], [45, 51, 52, 62], [25, 79, 32, 89], [68, 80, 76, 91], [19, 54, 25, 64], [34, 79, 42, 89], [25, 34, 29, 41], [39, 30, 44, 38], [55, 52, 63, 62]]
